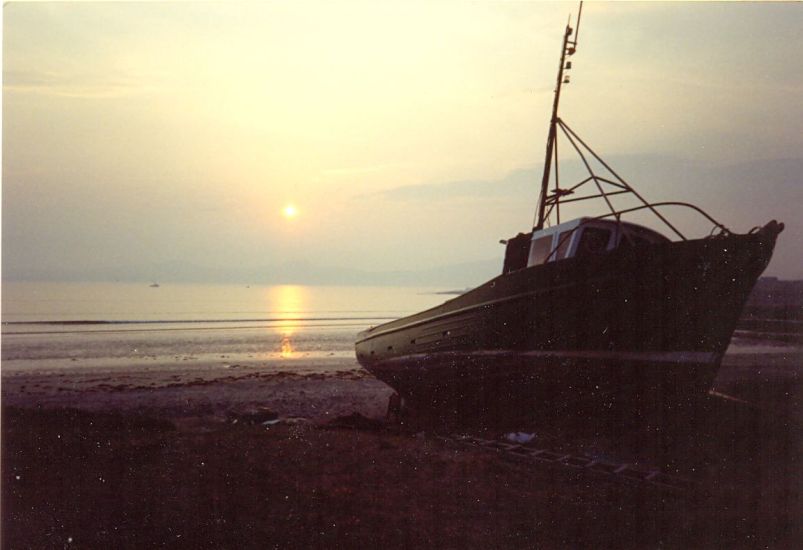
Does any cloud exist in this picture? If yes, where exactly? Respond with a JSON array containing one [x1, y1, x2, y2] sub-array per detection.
[[366, 155, 695, 203], [3, 70, 156, 99], [371, 168, 538, 202]]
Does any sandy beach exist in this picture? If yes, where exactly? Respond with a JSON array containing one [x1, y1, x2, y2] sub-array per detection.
[[1, 355, 391, 421], [3, 344, 801, 549]]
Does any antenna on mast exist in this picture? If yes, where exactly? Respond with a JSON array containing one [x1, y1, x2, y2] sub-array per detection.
[[534, 1, 583, 230], [574, 1, 584, 46]]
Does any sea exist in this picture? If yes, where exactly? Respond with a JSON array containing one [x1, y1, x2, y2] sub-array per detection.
[[1, 282, 448, 367], [2, 281, 799, 378]]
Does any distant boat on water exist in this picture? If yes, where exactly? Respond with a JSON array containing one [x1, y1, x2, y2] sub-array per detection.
[[355, 3, 784, 415], [149, 282, 160, 288]]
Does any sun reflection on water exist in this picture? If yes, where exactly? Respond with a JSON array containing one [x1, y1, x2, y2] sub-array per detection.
[[269, 285, 307, 358], [280, 336, 293, 358]]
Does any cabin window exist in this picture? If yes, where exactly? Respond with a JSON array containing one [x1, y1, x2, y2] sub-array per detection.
[[620, 233, 651, 248], [529, 235, 553, 265], [576, 227, 611, 256], [554, 232, 572, 259]]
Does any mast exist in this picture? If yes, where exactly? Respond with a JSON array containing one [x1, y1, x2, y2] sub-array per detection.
[[535, 2, 582, 230], [527, 3, 717, 241]]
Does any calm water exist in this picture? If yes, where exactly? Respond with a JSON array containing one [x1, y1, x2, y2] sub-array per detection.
[[1, 282, 448, 363]]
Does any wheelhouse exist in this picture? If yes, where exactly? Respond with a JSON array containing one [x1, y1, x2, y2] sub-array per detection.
[[502, 218, 669, 274]]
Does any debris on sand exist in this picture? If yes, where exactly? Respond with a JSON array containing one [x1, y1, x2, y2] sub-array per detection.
[[226, 406, 278, 425], [505, 432, 536, 444], [321, 412, 385, 431]]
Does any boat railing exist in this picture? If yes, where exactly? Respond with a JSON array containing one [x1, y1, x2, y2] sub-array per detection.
[[592, 202, 729, 236], [542, 202, 730, 264]]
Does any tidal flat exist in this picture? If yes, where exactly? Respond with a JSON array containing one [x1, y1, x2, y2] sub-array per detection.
[[2, 344, 801, 549]]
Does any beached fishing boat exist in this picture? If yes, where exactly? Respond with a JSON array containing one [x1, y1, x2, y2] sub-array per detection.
[[355, 5, 783, 413]]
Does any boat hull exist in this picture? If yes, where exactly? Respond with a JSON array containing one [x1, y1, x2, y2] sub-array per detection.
[[366, 351, 719, 415], [356, 223, 782, 412]]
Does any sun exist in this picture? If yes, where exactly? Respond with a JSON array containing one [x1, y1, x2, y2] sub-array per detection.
[[282, 204, 298, 219]]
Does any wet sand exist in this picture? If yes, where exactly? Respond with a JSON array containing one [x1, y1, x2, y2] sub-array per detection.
[[1, 356, 392, 421], [2, 350, 801, 548]]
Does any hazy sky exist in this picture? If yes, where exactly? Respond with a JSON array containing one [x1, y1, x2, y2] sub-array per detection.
[[3, 1, 802, 282]]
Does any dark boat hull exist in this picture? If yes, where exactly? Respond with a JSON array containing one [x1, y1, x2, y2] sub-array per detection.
[[355, 223, 782, 411], [363, 351, 719, 417]]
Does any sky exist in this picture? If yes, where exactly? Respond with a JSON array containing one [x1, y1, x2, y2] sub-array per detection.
[[3, 1, 802, 284]]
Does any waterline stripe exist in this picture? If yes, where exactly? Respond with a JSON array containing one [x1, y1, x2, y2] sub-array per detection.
[[376, 349, 721, 366]]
